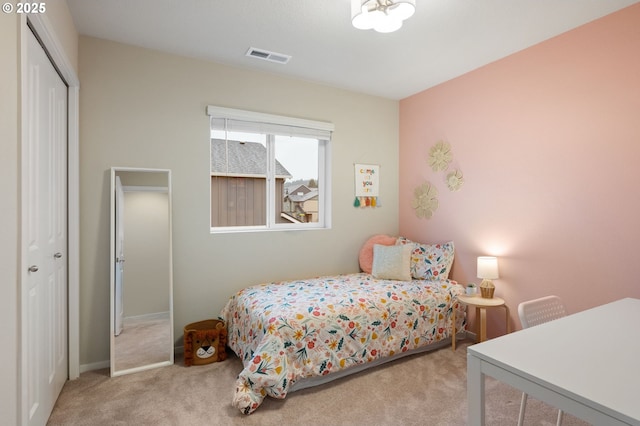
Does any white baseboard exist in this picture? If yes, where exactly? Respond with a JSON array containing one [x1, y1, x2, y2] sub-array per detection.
[[80, 360, 109, 374], [80, 348, 183, 374], [124, 311, 170, 324]]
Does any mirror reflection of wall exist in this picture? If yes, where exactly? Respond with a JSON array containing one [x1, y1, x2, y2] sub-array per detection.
[[110, 168, 174, 377], [122, 191, 170, 318]]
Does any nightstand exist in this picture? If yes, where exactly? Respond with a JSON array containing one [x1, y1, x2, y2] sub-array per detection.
[[452, 294, 510, 350]]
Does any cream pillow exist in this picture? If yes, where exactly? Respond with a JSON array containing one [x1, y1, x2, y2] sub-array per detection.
[[396, 237, 455, 280], [371, 244, 412, 281]]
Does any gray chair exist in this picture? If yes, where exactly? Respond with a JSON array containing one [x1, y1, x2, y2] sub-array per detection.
[[517, 295, 567, 426]]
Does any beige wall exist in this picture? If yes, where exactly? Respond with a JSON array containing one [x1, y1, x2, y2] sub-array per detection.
[[44, 0, 79, 72], [123, 191, 171, 317], [0, 13, 20, 426], [78, 36, 399, 367], [0, 2, 78, 422]]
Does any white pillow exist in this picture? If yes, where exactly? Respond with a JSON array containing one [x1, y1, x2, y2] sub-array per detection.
[[371, 244, 412, 281]]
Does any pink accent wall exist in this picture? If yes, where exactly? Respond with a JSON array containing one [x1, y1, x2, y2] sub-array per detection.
[[399, 4, 640, 336]]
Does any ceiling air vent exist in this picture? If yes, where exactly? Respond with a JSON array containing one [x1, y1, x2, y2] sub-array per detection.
[[246, 47, 291, 65]]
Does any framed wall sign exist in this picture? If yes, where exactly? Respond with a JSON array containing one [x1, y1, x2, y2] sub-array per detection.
[[354, 164, 380, 207]]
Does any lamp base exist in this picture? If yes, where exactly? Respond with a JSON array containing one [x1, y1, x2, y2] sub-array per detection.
[[479, 279, 495, 298]]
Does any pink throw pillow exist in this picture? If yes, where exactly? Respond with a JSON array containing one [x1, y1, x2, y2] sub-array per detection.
[[359, 234, 397, 273]]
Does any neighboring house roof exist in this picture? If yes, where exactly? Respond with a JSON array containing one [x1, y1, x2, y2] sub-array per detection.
[[286, 184, 318, 202], [286, 184, 311, 195], [211, 139, 291, 177]]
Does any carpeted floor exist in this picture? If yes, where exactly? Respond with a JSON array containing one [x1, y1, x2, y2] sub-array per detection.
[[47, 341, 590, 425], [114, 313, 172, 372]]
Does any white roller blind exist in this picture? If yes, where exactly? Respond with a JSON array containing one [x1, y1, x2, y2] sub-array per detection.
[[207, 105, 333, 140]]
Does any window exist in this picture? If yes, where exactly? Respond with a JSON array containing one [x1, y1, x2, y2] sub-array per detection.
[[207, 106, 333, 232]]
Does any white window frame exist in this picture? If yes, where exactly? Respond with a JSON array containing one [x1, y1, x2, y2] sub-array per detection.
[[207, 105, 333, 233]]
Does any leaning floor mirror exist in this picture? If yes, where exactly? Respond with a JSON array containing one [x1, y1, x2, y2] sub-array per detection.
[[110, 167, 174, 377]]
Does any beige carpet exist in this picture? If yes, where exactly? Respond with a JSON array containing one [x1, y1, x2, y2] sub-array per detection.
[[48, 342, 590, 425], [114, 313, 172, 372]]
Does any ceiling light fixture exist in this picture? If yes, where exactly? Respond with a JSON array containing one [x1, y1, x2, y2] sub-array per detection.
[[351, 0, 416, 33]]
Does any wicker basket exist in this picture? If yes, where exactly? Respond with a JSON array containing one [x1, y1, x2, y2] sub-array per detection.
[[480, 286, 495, 298], [183, 319, 227, 366]]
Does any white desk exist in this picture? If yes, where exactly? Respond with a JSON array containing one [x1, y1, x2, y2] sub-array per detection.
[[467, 298, 640, 426]]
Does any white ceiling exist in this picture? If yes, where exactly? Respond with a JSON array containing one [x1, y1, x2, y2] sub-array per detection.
[[65, 0, 638, 100]]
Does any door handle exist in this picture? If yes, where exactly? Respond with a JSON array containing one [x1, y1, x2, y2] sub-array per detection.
[[54, 252, 63, 259], [28, 265, 39, 273]]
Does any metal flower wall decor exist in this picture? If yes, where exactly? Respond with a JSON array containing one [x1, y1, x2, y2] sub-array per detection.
[[427, 141, 452, 172], [411, 182, 439, 219]]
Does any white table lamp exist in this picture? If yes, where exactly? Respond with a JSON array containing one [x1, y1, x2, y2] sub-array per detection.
[[477, 256, 499, 298]]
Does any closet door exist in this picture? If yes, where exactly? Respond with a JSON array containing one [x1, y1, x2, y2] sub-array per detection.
[[24, 28, 68, 426]]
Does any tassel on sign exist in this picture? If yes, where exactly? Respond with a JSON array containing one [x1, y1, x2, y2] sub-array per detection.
[[354, 196, 382, 208]]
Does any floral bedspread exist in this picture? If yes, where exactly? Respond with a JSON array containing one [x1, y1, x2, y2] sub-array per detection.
[[220, 273, 465, 414]]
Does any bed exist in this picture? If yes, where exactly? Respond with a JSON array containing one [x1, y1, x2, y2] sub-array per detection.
[[220, 236, 466, 414]]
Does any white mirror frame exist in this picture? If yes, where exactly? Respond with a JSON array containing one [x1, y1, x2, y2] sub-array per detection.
[[109, 167, 174, 377]]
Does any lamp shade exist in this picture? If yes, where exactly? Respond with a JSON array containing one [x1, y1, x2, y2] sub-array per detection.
[[477, 256, 499, 279]]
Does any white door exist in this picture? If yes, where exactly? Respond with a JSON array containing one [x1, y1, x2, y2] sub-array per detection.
[[114, 177, 125, 336], [24, 28, 68, 426]]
